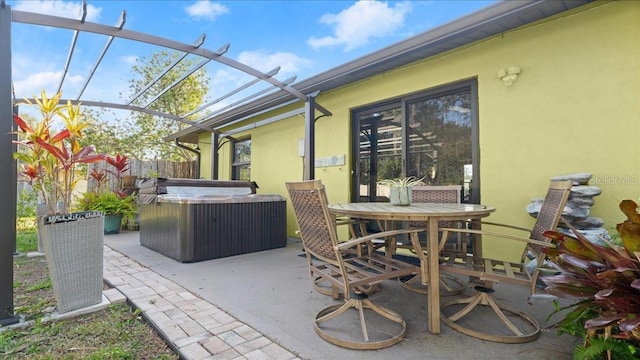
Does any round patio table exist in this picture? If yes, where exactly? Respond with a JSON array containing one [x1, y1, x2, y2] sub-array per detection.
[[327, 202, 496, 335]]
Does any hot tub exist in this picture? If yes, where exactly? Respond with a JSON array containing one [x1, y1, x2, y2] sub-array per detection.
[[138, 179, 286, 262]]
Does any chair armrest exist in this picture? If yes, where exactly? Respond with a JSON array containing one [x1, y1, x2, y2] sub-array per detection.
[[465, 220, 531, 233], [335, 217, 370, 240], [336, 228, 423, 251], [335, 217, 363, 226], [439, 227, 556, 249]]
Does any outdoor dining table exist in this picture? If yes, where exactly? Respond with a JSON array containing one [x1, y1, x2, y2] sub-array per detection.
[[327, 201, 496, 334]]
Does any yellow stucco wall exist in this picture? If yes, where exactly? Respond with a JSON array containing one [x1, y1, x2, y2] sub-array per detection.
[[474, 2, 640, 258], [197, 132, 212, 179], [198, 2, 640, 260]]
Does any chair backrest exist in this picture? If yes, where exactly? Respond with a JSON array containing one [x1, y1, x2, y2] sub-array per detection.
[[286, 180, 339, 262], [412, 185, 462, 204], [410, 185, 462, 229], [519, 179, 573, 279], [529, 180, 573, 247], [520, 179, 573, 292]]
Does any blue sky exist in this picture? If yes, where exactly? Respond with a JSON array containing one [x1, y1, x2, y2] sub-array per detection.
[[8, 0, 495, 116]]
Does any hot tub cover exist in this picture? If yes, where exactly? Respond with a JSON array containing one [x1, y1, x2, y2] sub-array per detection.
[[157, 193, 285, 204]]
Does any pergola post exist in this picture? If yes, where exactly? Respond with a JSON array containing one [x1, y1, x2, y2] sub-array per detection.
[[0, 3, 19, 326]]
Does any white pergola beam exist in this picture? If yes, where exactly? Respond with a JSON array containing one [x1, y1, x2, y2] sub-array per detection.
[[56, 0, 86, 93], [11, 10, 309, 104], [75, 10, 126, 100], [126, 34, 208, 105], [181, 66, 280, 118]]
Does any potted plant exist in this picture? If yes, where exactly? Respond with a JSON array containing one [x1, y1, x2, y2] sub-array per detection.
[[531, 199, 640, 359], [77, 192, 136, 234], [12, 90, 107, 313], [378, 176, 425, 205], [77, 155, 137, 234]]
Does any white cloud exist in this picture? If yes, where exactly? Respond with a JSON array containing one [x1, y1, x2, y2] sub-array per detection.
[[13, 0, 102, 22], [14, 71, 83, 98], [185, 1, 229, 21], [307, 0, 412, 51], [237, 50, 312, 77], [120, 55, 139, 67]]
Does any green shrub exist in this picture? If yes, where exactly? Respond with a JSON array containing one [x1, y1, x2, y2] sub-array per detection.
[[76, 192, 137, 222], [16, 189, 37, 218]]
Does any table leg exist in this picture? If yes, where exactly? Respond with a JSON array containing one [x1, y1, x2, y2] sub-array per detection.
[[427, 217, 440, 334]]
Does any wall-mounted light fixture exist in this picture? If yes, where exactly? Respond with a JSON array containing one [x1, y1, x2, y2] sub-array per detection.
[[497, 65, 521, 86]]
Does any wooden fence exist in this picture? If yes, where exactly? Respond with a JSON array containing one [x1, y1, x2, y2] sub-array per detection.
[[87, 159, 196, 192]]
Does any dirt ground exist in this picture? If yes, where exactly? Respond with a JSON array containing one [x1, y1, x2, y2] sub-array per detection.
[[6, 254, 179, 359]]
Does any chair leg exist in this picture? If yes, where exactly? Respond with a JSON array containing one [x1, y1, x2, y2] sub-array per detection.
[[440, 286, 540, 344], [313, 277, 380, 299], [313, 276, 342, 299], [400, 272, 465, 295], [314, 292, 407, 350]]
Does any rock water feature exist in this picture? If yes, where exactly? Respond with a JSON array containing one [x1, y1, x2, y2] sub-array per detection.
[[526, 172, 611, 245]]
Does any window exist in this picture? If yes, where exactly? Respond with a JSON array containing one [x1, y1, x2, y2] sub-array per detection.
[[352, 80, 478, 203], [232, 138, 251, 180]]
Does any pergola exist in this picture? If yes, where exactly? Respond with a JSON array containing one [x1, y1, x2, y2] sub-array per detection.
[[0, 1, 330, 325]]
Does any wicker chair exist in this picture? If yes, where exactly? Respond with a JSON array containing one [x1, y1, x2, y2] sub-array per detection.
[[310, 216, 371, 298], [286, 180, 422, 349], [398, 185, 467, 295], [437, 180, 573, 343]]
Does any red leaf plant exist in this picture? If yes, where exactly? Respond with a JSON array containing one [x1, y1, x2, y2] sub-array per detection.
[[535, 200, 640, 349], [12, 90, 106, 215]]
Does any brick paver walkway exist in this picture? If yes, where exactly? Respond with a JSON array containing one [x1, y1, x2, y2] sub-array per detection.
[[103, 246, 301, 360]]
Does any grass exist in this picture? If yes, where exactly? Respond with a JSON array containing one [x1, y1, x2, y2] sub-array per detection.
[[2, 217, 179, 359], [15, 231, 37, 254], [1, 303, 178, 359]]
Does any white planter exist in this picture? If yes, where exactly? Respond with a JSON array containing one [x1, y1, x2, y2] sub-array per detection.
[[36, 202, 63, 252], [39, 212, 104, 313], [390, 186, 412, 206]]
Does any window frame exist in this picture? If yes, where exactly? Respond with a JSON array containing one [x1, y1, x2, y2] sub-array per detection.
[[231, 137, 251, 181], [350, 79, 479, 203]]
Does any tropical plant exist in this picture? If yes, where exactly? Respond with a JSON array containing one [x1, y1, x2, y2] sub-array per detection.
[[534, 199, 640, 360], [76, 191, 136, 222], [377, 176, 426, 188], [77, 154, 137, 222], [12, 90, 106, 215]]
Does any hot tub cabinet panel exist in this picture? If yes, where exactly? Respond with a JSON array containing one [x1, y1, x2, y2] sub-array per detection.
[[140, 195, 287, 262]]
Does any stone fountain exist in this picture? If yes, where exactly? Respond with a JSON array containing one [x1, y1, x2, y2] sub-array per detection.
[[526, 172, 611, 245]]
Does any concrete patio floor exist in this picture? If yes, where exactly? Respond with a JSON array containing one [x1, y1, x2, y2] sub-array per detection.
[[104, 230, 580, 360]]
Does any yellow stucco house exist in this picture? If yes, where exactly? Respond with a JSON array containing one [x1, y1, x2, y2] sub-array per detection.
[[167, 0, 640, 259]]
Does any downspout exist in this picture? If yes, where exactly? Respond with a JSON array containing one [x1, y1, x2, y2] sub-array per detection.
[[175, 139, 200, 179]]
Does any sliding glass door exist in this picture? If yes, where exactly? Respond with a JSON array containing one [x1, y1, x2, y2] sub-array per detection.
[[352, 80, 478, 203]]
